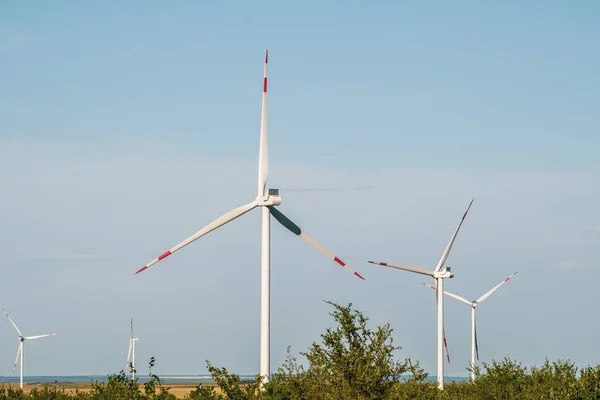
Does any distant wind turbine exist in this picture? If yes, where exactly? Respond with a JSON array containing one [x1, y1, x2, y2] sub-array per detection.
[[421, 271, 518, 381], [368, 199, 474, 390], [2, 308, 56, 389], [126, 318, 139, 380], [135, 50, 364, 384]]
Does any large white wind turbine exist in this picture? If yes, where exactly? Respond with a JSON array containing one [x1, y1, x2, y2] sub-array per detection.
[[126, 318, 139, 380], [368, 199, 474, 390], [2, 308, 56, 389], [135, 50, 364, 383], [421, 271, 518, 381]]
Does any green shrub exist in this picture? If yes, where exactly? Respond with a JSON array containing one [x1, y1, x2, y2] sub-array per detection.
[[0, 303, 598, 399]]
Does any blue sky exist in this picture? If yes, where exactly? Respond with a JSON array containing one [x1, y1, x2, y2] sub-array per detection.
[[0, 1, 599, 377]]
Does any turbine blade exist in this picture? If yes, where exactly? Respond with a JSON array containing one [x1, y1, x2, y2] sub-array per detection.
[[24, 333, 56, 340], [126, 341, 132, 367], [257, 49, 269, 197], [136, 201, 259, 274], [368, 261, 434, 277], [474, 312, 479, 361], [445, 291, 472, 306], [2, 309, 22, 336], [434, 198, 474, 273], [443, 327, 451, 364], [432, 284, 451, 363], [419, 282, 473, 306], [269, 206, 365, 280], [12, 343, 22, 372], [476, 271, 518, 304], [130, 318, 133, 339]]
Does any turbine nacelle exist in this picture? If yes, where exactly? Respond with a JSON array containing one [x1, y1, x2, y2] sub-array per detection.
[[256, 188, 281, 206], [434, 266, 454, 279]]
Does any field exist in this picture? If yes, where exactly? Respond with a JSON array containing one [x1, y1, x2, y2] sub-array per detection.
[[14, 381, 218, 399]]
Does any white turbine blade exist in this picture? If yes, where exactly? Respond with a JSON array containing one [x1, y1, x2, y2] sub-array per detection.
[[257, 49, 269, 197], [476, 271, 518, 304], [419, 282, 472, 306], [434, 286, 451, 364], [24, 333, 56, 340], [443, 327, 451, 364], [136, 201, 259, 274], [445, 290, 472, 306], [130, 318, 134, 340], [269, 207, 365, 280], [474, 313, 480, 361], [2, 309, 22, 336], [422, 280, 452, 366], [368, 261, 434, 277], [126, 341, 132, 367], [12, 343, 22, 372], [434, 198, 474, 273]]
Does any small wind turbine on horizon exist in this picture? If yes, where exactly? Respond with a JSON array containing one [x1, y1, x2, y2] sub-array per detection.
[[135, 50, 364, 384], [126, 318, 139, 380], [2, 308, 56, 389], [421, 271, 518, 381], [368, 199, 474, 390]]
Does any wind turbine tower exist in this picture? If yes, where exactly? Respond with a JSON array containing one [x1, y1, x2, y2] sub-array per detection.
[[2, 308, 56, 389], [369, 199, 474, 390], [135, 50, 364, 384], [126, 318, 139, 380]]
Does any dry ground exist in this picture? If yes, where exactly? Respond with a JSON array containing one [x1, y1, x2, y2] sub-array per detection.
[[12, 382, 220, 399]]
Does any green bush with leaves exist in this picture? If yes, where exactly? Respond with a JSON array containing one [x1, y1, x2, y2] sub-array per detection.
[[1, 301, 599, 399]]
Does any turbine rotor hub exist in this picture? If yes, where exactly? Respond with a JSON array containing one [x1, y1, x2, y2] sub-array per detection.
[[256, 188, 281, 206], [433, 266, 454, 279]]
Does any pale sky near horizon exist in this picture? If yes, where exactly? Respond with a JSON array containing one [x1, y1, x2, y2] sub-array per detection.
[[1, 1, 599, 378]]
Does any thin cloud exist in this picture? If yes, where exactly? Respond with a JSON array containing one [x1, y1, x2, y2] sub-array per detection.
[[557, 260, 599, 269], [27, 253, 106, 261], [0, 28, 33, 53], [278, 184, 373, 193], [581, 227, 600, 237]]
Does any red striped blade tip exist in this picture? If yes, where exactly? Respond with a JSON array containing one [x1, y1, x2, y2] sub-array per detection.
[[333, 257, 364, 280], [333, 256, 346, 266], [368, 261, 387, 266], [462, 198, 475, 220], [265, 49, 268, 63], [505, 272, 518, 281], [135, 266, 148, 275]]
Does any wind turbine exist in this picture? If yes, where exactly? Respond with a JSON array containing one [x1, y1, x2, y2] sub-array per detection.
[[135, 50, 364, 384], [368, 199, 474, 390], [2, 308, 56, 389], [421, 271, 518, 381], [126, 318, 139, 380]]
